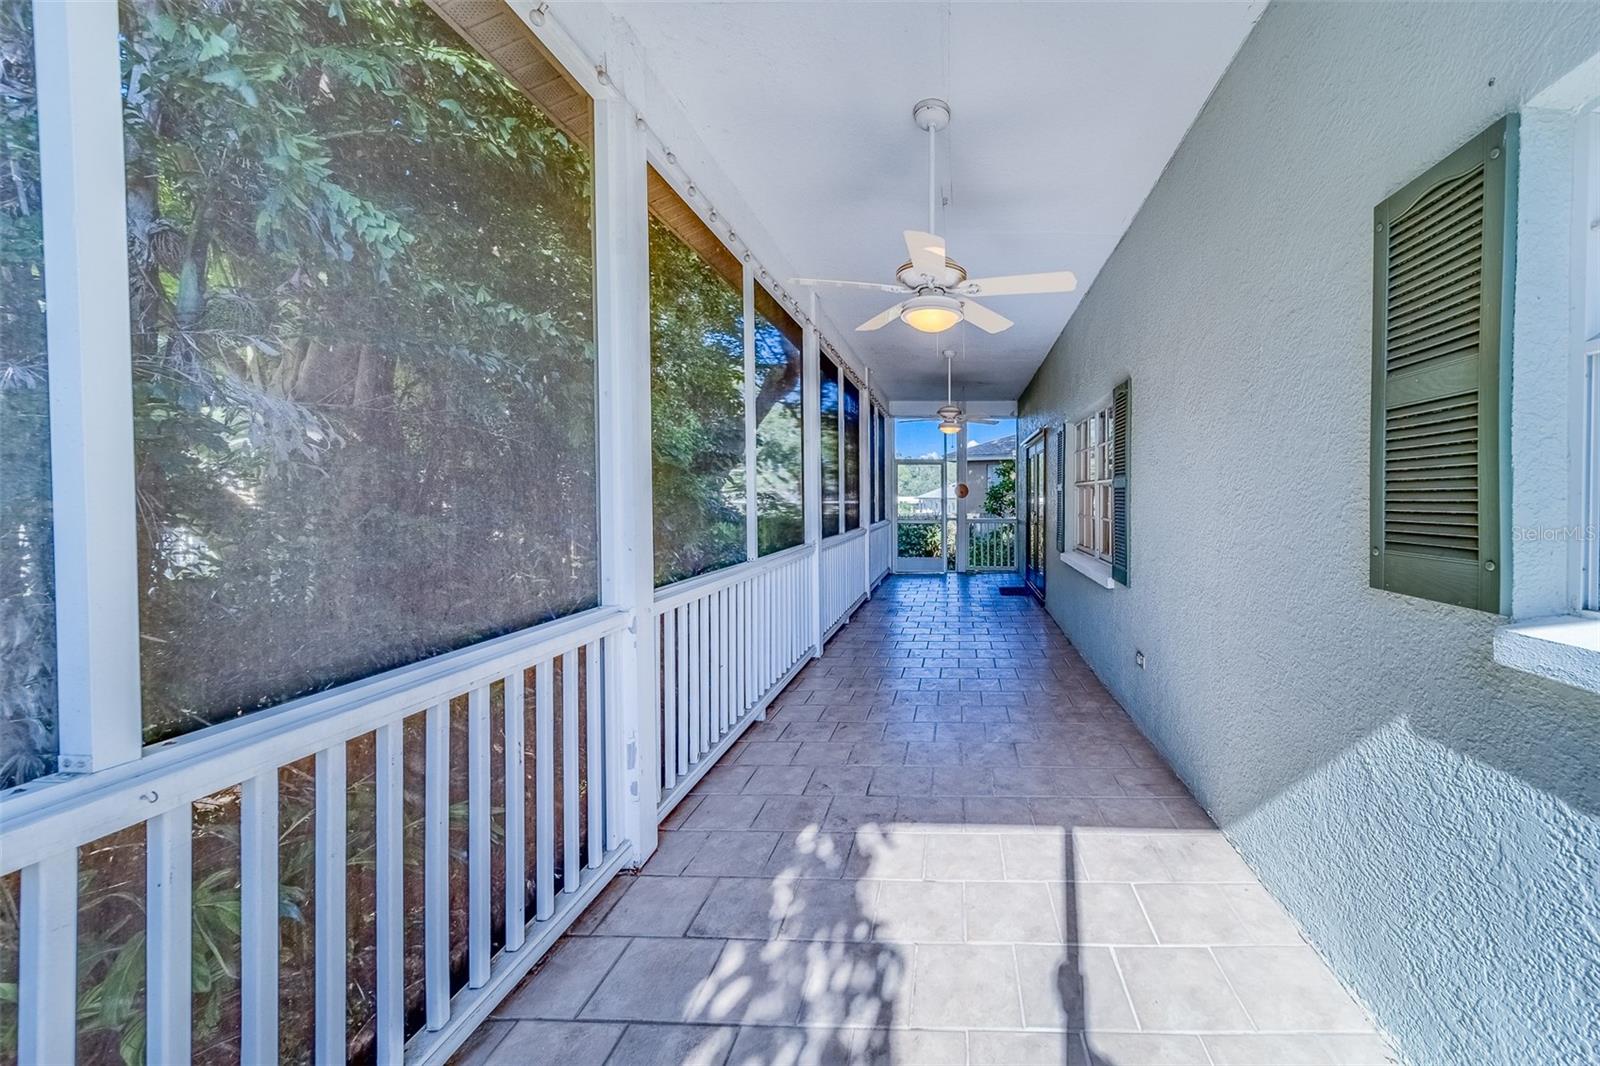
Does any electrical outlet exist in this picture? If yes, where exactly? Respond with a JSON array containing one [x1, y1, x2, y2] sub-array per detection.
[[1135, 650, 1146, 669]]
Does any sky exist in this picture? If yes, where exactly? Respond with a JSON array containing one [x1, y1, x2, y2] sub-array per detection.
[[895, 418, 1016, 461]]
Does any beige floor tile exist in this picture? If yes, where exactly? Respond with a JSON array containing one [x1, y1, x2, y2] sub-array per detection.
[[1014, 944, 1138, 1031], [964, 881, 1061, 943], [1113, 946, 1253, 1031], [494, 935, 629, 1019], [607, 1023, 738, 1066], [909, 943, 1023, 1028], [1213, 946, 1374, 1032], [861, 879, 958, 944]]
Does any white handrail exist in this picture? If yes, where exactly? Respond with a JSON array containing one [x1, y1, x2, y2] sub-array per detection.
[[0, 605, 631, 873], [652, 540, 812, 612]]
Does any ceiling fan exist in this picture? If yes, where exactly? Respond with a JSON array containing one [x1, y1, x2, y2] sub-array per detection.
[[791, 98, 1078, 336], [935, 348, 996, 435]]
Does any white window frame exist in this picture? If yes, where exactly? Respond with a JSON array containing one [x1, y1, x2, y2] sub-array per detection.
[[1072, 398, 1116, 563], [1061, 395, 1117, 589], [1494, 87, 1600, 694], [1583, 107, 1600, 612]]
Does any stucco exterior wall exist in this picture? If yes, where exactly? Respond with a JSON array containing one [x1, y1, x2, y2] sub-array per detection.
[[1016, 4, 1600, 1063]]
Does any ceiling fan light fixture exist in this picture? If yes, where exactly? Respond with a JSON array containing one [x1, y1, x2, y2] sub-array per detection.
[[899, 294, 963, 334], [937, 418, 961, 435]]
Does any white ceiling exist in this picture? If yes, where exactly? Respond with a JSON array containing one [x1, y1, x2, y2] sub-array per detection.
[[603, 1, 1264, 401]]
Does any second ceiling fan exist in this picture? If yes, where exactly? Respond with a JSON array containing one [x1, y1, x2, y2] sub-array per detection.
[[792, 98, 1078, 336]]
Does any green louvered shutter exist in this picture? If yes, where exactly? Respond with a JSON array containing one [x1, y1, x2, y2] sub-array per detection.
[[1112, 379, 1131, 587], [1371, 116, 1516, 613], [1054, 426, 1067, 554]]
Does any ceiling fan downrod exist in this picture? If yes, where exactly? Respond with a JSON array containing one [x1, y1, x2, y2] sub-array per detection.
[[912, 98, 951, 237]]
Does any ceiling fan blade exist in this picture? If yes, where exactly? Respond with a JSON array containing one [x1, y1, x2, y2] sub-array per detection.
[[856, 303, 906, 332], [967, 417, 999, 425], [959, 299, 1013, 334], [904, 229, 947, 281], [790, 277, 907, 294], [960, 270, 1078, 297]]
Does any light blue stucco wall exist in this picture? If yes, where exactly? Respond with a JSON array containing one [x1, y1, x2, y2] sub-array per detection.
[[1016, 4, 1600, 1064]]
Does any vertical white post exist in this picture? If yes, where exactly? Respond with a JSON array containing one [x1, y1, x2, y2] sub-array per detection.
[[803, 295, 823, 657], [887, 416, 898, 574], [593, 94, 659, 865], [34, 0, 142, 774], [313, 745, 346, 1066], [602, 633, 628, 854], [374, 724, 404, 1062], [147, 804, 193, 1066], [504, 671, 527, 948], [561, 650, 580, 893], [467, 686, 491, 985], [535, 661, 555, 918], [865, 369, 875, 596], [955, 421, 970, 573], [585, 640, 603, 866], [241, 772, 280, 1065], [424, 703, 450, 1030], [688, 598, 702, 758], [19, 852, 77, 1066], [745, 268, 759, 562], [675, 607, 689, 776]]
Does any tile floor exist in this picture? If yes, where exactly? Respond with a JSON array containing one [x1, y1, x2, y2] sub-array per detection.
[[459, 574, 1395, 1066]]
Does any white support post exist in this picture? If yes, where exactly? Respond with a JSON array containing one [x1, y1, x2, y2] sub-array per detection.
[[34, 0, 142, 774], [423, 703, 450, 1030], [804, 294, 824, 658], [313, 744, 347, 1066], [593, 93, 658, 865], [744, 268, 759, 562], [19, 852, 77, 1066], [955, 421, 970, 573], [240, 771, 280, 1066], [864, 369, 875, 596], [374, 724, 404, 1063], [147, 804, 193, 1066], [887, 416, 898, 574]]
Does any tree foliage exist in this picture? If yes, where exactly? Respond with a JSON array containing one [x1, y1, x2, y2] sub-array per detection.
[[985, 458, 1016, 517], [122, 0, 600, 743], [648, 217, 745, 585], [0, 0, 55, 791]]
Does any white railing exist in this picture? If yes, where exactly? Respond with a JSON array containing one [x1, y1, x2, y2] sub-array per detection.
[[0, 606, 633, 1066], [654, 545, 814, 813], [821, 530, 869, 636], [967, 517, 1019, 571], [869, 520, 893, 583]]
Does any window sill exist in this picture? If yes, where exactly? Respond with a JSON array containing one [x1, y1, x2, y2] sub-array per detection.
[[1493, 614, 1600, 696], [1060, 551, 1116, 589]]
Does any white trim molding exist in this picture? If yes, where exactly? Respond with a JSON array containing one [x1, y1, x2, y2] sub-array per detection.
[[1060, 550, 1116, 590], [1494, 615, 1600, 695]]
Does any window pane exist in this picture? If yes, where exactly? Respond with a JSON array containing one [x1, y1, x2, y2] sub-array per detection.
[[648, 167, 745, 585], [0, 0, 55, 788], [842, 377, 861, 531], [122, 1, 599, 743], [754, 286, 804, 555], [896, 521, 941, 558], [819, 353, 840, 536], [897, 461, 942, 518], [873, 406, 888, 523], [895, 418, 947, 460], [965, 419, 1016, 518]]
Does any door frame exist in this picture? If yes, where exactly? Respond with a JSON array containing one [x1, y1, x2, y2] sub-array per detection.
[[1023, 429, 1047, 599], [893, 457, 948, 574]]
